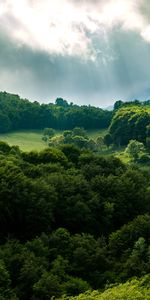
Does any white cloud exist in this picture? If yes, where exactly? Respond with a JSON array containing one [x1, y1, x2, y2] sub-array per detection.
[[0, 0, 150, 59]]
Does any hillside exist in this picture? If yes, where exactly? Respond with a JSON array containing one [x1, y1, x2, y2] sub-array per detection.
[[0, 93, 149, 299], [0, 92, 112, 133], [0, 142, 149, 299]]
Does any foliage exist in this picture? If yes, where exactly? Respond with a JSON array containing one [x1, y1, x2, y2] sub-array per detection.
[[47, 127, 97, 150], [60, 275, 150, 300], [125, 140, 145, 161], [0, 92, 112, 133], [0, 141, 149, 299], [109, 106, 150, 146], [103, 134, 113, 147], [43, 128, 55, 138]]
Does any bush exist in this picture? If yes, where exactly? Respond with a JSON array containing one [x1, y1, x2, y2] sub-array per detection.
[[60, 275, 150, 300], [138, 153, 150, 163]]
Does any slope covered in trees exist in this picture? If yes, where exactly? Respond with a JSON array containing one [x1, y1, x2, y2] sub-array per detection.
[[0, 142, 149, 299], [0, 92, 150, 299], [1, 91, 150, 151], [109, 105, 150, 146], [0, 92, 112, 133]]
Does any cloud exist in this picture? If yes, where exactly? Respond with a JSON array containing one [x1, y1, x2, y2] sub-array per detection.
[[1, 0, 150, 60], [1, 25, 150, 107], [0, 0, 94, 58], [1, 1, 150, 106]]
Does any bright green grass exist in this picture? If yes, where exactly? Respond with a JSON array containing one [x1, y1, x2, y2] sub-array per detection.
[[0, 129, 149, 171], [0, 129, 107, 152], [0, 130, 45, 152], [98, 146, 130, 164], [88, 128, 108, 140]]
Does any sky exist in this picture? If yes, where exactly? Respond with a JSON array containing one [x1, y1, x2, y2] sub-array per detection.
[[1, 0, 150, 107]]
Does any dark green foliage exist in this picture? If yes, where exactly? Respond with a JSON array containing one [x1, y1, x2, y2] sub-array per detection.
[[23, 148, 68, 166], [43, 128, 55, 138], [146, 124, 150, 137], [0, 112, 12, 133], [0, 92, 112, 133], [62, 277, 90, 296], [60, 144, 81, 164], [108, 215, 150, 280], [114, 100, 124, 110], [103, 133, 113, 147], [0, 95, 150, 299], [138, 153, 150, 163], [0, 141, 11, 153], [32, 272, 63, 299], [55, 98, 69, 107], [0, 144, 149, 299]]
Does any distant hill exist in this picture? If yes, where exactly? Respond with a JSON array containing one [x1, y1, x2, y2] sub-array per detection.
[[0, 91, 112, 133]]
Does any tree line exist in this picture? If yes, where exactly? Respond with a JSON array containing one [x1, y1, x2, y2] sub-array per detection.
[[1, 91, 150, 151], [0, 92, 112, 133]]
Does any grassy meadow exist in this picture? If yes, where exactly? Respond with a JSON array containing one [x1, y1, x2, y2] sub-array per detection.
[[0, 129, 107, 152], [0, 130, 45, 152], [87, 128, 108, 139], [0, 129, 149, 170]]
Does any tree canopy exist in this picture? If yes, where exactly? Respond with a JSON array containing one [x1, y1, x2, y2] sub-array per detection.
[[0, 92, 112, 133], [0, 142, 149, 299], [109, 106, 150, 145]]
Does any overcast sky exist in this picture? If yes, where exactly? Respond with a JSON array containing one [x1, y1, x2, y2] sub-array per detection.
[[1, 0, 150, 106]]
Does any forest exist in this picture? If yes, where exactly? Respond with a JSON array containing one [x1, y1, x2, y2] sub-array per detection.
[[0, 92, 112, 133], [0, 92, 149, 299]]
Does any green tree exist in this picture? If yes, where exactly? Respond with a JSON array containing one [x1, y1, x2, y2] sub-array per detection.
[[0, 113, 12, 133], [33, 272, 62, 299], [125, 140, 145, 161], [0, 141, 11, 153], [0, 260, 11, 296], [62, 277, 90, 296], [96, 136, 104, 150], [72, 127, 87, 138], [43, 128, 55, 138], [55, 98, 69, 107], [103, 134, 112, 147], [114, 100, 123, 110], [60, 144, 80, 164]]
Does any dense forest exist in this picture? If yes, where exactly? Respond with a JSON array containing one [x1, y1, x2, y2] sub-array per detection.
[[109, 105, 150, 146], [0, 142, 149, 299], [1, 92, 150, 150], [0, 92, 112, 133], [0, 92, 149, 299]]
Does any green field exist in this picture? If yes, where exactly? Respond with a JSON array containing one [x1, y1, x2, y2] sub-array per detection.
[[0, 129, 149, 171], [0, 128, 131, 166], [0, 130, 45, 152], [0, 129, 136, 165], [87, 128, 108, 140], [0, 129, 107, 152]]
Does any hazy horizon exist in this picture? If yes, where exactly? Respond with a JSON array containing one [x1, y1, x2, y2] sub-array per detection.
[[1, 0, 150, 106]]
